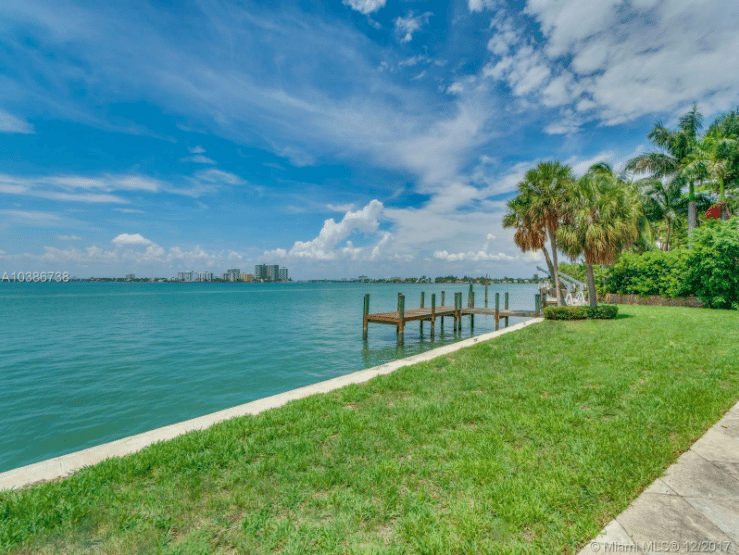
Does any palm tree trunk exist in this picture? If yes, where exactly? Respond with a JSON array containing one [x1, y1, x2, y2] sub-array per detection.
[[541, 244, 555, 282], [688, 180, 696, 249], [688, 202, 696, 248], [720, 178, 729, 220], [586, 263, 597, 309], [548, 227, 563, 306], [665, 221, 672, 251]]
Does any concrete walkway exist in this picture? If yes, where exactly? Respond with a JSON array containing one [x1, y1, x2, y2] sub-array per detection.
[[578, 400, 739, 554]]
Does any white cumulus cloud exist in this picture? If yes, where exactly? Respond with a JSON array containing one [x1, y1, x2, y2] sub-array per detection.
[[479, 0, 739, 129], [394, 11, 433, 43], [264, 200, 386, 261], [111, 233, 154, 247], [343, 0, 386, 15]]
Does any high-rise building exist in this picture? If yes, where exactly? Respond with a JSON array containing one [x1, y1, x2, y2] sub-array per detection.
[[255, 264, 287, 281], [266, 264, 279, 281], [177, 271, 199, 282], [226, 268, 241, 282]]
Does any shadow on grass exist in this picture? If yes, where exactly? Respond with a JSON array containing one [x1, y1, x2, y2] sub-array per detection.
[[613, 313, 634, 320]]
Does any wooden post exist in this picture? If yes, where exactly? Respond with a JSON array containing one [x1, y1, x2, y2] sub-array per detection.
[[485, 285, 488, 308], [398, 293, 405, 341], [455, 292, 461, 331], [535, 293, 541, 317], [441, 290, 446, 329], [431, 293, 436, 337], [470, 291, 475, 329], [468, 282, 473, 308], [504, 292, 509, 328], [421, 291, 425, 308], [363, 293, 369, 339], [495, 292, 500, 331]]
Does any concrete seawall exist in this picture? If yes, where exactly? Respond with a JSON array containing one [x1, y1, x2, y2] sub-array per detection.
[[0, 318, 544, 492]]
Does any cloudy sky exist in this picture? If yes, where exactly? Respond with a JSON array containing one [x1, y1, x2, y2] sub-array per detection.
[[1, 0, 737, 279]]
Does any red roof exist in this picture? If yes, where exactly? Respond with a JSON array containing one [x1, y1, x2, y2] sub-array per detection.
[[705, 203, 731, 220]]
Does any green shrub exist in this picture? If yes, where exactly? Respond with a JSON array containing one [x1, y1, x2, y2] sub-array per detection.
[[605, 250, 689, 297], [544, 305, 618, 320], [587, 305, 618, 319], [544, 306, 589, 320], [603, 218, 739, 309], [683, 218, 739, 309]]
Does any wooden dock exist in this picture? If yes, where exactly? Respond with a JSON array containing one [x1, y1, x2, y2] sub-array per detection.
[[363, 286, 541, 340]]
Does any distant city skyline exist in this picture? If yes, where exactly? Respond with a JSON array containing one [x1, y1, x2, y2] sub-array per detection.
[[1, 1, 737, 279]]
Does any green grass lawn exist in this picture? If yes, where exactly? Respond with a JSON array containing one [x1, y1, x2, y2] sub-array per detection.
[[2, 305, 738, 554]]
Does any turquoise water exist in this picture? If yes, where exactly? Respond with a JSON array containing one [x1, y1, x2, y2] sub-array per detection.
[[0, 282, 538, 473]]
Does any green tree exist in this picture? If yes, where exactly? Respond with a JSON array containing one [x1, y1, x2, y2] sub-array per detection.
[[640, 179, 686, 251], [503, 161, 574, 305], [557, 168, 643, 308], [686, 124, 738, 218], [503, 194, 554, 276], [684, 217, 739, 308], [626, 104, 703, 231]]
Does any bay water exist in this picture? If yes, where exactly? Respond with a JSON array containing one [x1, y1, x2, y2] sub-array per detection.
[[0, 282, 538, 473]]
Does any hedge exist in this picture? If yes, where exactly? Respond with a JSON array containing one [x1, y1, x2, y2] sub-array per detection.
[[604, 217, 739, 310], [604, 250, 689, 297], [544, 305, 618, 320]]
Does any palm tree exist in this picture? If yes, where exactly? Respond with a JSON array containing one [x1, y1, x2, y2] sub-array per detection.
[[686, 125, 738, 218], [709, 110, 739, 190], [503, 195, 554, 277], [504, 161, 574, 305], [626, 104, 703, 231], [640, 179, 685, 250], [558, 169, 643, 308]]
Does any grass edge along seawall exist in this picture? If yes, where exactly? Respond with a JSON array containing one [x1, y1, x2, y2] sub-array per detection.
[[2, 306, 739, 554], [0, 319, 544, 492]]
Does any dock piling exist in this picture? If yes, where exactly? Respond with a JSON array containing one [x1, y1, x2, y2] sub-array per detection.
[[397, 293, 406, 341], [455, 292, 461, 331], [535, 293, 541, 317], [485, 285, 488, 308], [431, 293, 436, 337], [495, 292, 500, 331], [362, 293, 369, 339], [441, 291, 446, 329], [504, 292, 509, 328]]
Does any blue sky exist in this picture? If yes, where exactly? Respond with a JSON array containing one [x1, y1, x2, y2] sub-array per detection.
[[1, 0, 737, 279]]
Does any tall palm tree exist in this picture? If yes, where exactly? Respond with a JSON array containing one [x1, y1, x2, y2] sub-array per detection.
[[506, 161, 574, 305], [686, 125, 738, 218], [640, 179, 686, 250], [626, 104, 703, 231], [586, 163, 655, 252], [558, 169, 643, 308], [708, 110, 739, 190], [502, 195, 555, 279]]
